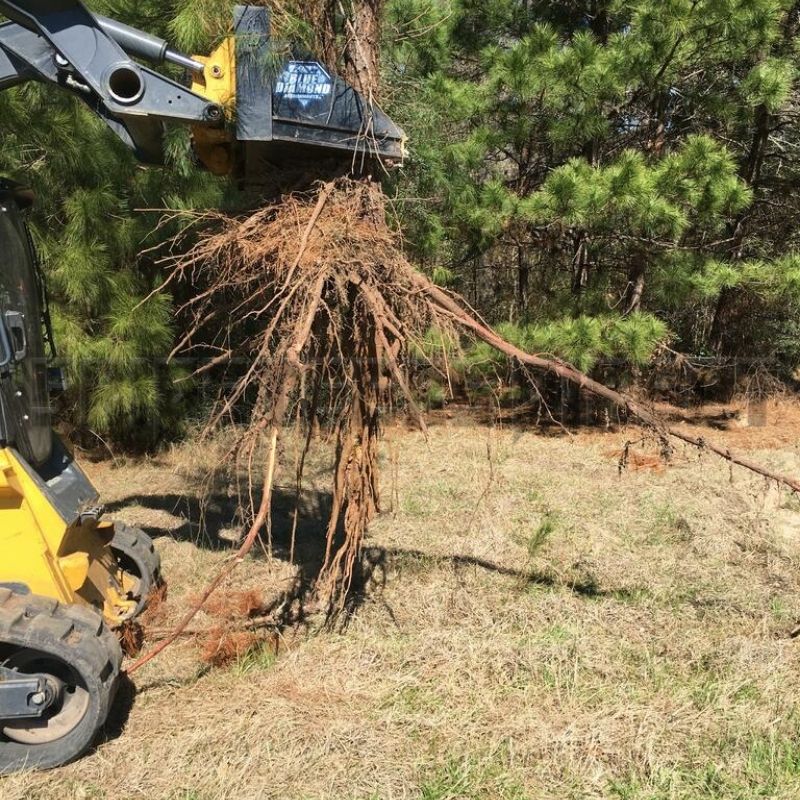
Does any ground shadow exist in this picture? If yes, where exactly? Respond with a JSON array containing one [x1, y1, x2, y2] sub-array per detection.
[[105, 486, 332, 558], [107, 489, 637, 628], [347, 545, 628, 621], [106, 486, 339, 626], [91, 673, 135, 753]]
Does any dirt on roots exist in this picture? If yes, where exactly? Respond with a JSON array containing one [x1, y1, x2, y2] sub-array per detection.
[[161, 178, 448, 612]]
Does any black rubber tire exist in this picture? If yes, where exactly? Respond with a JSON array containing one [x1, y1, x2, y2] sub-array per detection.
[[109, 523, 162, 619], [0, 590, 122, 773]]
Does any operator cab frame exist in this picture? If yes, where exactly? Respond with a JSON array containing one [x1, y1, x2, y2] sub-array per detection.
[[0, 178, 52, 468], [0, 178, 98, 522]]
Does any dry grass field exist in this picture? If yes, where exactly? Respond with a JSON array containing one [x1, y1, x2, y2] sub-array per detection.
[[4, 402, 800, 800]]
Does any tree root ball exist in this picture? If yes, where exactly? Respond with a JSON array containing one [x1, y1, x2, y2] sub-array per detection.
[[163, 178, 449, 612]]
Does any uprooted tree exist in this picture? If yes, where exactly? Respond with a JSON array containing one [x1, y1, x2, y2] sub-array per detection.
[[126, 178, 800, 676]]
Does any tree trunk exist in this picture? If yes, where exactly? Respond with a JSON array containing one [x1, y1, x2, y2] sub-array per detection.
[[305, 1, 382, 100], [571, 233, 589, 298], [622, 260, 646, 314], [314, 0, 339, 72], [740, 103, 770, 187], [517, 245, 529, 315], [710, 103, 771, 350], [590, 0, 609, 43], [343, 0, 383, 100]]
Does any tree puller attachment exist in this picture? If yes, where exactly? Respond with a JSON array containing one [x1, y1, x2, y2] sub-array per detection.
[[0, 0, 405, 773]]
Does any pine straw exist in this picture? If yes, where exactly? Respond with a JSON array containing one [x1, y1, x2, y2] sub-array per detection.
[[148, 177, 800, 629]]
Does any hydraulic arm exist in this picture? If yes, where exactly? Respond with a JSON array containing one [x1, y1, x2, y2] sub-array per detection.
[[0, 0, 222, 163], [0, 0, 405, 171]]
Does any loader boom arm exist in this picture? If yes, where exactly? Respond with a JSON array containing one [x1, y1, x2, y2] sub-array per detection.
[[0, 0, 224, 163], [0, 1, 405, 180]]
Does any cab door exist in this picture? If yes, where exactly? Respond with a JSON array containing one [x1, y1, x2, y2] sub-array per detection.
[[0, 194, 52, 467]]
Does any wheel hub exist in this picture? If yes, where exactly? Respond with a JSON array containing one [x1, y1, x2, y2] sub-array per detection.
[[1, 651, 89, 745]]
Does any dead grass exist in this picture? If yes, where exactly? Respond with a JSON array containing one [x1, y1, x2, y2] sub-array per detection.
[[4, 411, 800, 800]]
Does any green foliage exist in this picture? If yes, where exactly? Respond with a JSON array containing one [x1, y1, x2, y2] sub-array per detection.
[[418, 755, 528, 800], [461, 314, 669, 375], [521, 137, 750, 240], [0, 2, 227, 447], [527, 512, 557, 558], [231, 643, 278, 676], [386, 0, 800, 379], [608, 727, 800, 799], [5, 0, 800, 450], [424, 381, 447, 409], [168, 0, 233, 51], [741, 57, 796, 111]]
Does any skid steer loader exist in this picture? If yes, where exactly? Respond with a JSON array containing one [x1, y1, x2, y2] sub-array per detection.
[[0, 0, 404, 772]]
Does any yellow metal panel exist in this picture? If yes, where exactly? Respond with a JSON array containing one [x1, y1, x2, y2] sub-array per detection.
[[0, 449, 135, 623], [0, 448, 73, 604], [57, 552, 91, 593], [192, 37, 237, 108], [191, 38, 237, 176]]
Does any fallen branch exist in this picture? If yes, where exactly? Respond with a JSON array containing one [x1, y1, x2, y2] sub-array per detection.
[[665, 428, 800, 494], [421, 280, 800, 495]]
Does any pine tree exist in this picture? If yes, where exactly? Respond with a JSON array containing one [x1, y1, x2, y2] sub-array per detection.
[[384, 0, 800, 379], [0, 1, 228, 448]]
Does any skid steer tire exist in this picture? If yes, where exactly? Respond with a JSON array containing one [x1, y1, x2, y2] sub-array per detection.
[[0, 590, 122, 773], [110, 523, 162, 620]]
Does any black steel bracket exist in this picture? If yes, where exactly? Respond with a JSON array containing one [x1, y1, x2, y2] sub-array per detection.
[[0, 666, 53, 720], [0, 0, 223, 163]]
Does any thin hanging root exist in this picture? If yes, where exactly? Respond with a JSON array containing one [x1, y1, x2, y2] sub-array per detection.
[[126, 428, 280, 676], [152, 176, 800, 627]]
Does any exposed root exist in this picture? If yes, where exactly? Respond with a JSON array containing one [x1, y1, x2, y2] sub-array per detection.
[[157, 178, 444, 615], [200, 627, 262, 668], [202, 589, 267, 619], [147, 177, 800, 630], [118, 621, 145, 658], [139, 581, 169, 627], [126, 428, 280, 675]]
